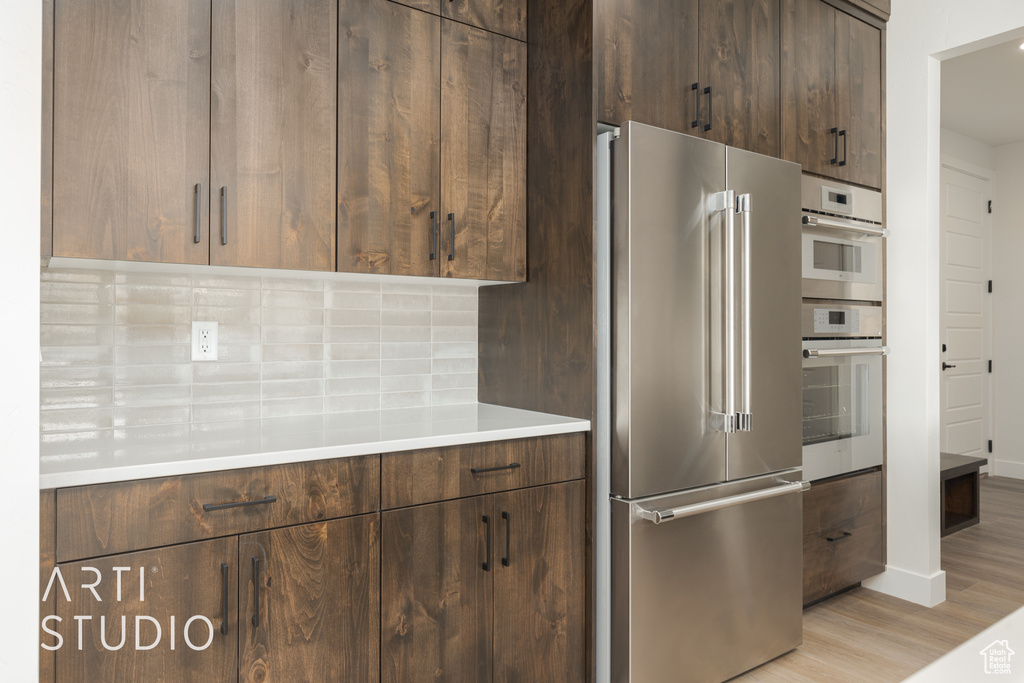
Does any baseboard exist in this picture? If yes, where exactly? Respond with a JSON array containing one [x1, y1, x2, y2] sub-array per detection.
[[994, 460, 1024, 480], [862, 566, 946, 607]]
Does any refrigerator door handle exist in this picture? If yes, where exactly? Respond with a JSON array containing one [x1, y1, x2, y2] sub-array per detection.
[[736, 193, 752, 432], [709, 190, 736, 433], [634, 480, 810, 524]]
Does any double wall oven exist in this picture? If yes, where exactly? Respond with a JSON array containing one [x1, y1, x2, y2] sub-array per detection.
[[801, 177, 887, 482]]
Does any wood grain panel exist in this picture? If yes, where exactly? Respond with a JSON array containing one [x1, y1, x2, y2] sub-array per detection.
[[211, 0, 337, 271], [781, 0, 836, 177], [803, 469, 883, 605], [494, 481, 585, 683], [596, 0, 699, 132], [835, 10, 881, 189], [381, 497, 492, 683], [381, 433, 585, 508], [53, 0, 210, 264], [699, 0, 781, 157], [338, 0, 440, 276], [54, 537, 238, 683], [443, 0, 526, 41], [40, 491, 56, 683], [41, 0, 54, 258], [440, 21, 526, 282], [239, 515, 379, 683], [56, 455, 379, 562], [388, 0, 439, 15]]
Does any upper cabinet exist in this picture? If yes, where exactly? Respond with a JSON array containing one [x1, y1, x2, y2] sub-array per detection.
[[338, 0, 526, 282], [782, 0, 881, 188], [597, 0, 780, 158], [210, 0, 338, 271], [443, 0, 527, 41], [52, 0, 211, 264]]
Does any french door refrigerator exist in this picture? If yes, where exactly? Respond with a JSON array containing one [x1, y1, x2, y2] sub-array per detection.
[[595, 122, 805, 683]]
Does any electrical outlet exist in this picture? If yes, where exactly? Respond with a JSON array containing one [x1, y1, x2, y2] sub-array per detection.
[[191, 321, 219, 361]]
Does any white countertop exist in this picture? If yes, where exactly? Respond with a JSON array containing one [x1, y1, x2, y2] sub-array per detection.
[[40, 403, 590, 489], [903, 604, 1024, 681]]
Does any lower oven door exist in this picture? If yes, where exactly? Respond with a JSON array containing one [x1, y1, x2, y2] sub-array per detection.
[[801, 220, 883, 302], [801, 339, 884, 481]]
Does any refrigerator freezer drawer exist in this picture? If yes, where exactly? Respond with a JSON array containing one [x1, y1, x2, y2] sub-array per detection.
[[611, 477, 803, 683]]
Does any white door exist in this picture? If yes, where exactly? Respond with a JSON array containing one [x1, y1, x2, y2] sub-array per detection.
[[939, 164, 992, 460]]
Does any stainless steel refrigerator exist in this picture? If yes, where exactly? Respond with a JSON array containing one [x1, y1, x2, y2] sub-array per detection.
[[595, 122, 805, 683]]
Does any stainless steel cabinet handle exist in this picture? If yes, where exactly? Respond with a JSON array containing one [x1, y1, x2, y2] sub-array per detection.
[[635, 480, 810, 524], [803, 346, 889, 359], [220, 186, 228, 245], [194, 183, 202, 244], [802, 215, 889, 238], [736, 193, 752, 432]]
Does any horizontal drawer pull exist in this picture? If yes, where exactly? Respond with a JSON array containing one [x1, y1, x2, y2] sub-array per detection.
[[826, 531, 852, 542], [470, 462, 522, 475], [202, 495, 278, 512]]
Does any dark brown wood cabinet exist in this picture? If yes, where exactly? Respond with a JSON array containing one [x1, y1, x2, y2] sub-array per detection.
[[782, 0, 881, 188], [802, 469, 883, 605], [53, 537, 239, 683], [337, 0, 441, 276], [52, 0, 211, 264], [443, 0, 527, 41], [239, 515, 380, 683]]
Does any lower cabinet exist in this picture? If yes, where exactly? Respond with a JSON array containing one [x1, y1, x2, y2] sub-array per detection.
[[381, 480, 585, 683], [239, 515, 380, 683]]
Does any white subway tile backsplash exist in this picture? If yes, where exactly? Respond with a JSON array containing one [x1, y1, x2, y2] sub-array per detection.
[[40, 267, 478, 436]]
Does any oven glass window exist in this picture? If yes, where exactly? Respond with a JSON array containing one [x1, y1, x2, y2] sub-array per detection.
[[802, 364, 870, 445], [813, 240, 862, 273]]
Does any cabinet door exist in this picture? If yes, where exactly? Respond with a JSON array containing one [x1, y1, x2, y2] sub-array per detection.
[[443, 0, 526, 41], [52, 0, 210, 264], [239, 515, 380, 683], [596, 0, 699, 133], [54, 537, 238, 682], [381, 497, 493, 683], [835, 11, 881, 189], [441, 22, 526, 281], [338, 0, 440, 276], [699, 0, 781, 157], [781, 0, 836, 177], [211, 0, 337, 271], [493, 481, 585, 683]]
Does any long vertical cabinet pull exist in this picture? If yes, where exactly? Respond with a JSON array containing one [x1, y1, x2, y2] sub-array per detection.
[[194, 184, 202, 244], [702, 86, 713, 132], [430, 211, 438, 260], [220, 187, 228, 245], [251, 556, 260, 627], [691, 83, 700, 129], [501, 511, 511, 567], [448, 213, 456, 261], [830, 127, 839, 165], [838, 130, 848, 167], [220, 562, 229, 635], [736, 194, 753, 432], [482, 514, 491, 571]]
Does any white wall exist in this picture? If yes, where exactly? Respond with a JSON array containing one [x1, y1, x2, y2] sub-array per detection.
[[863, 0, 1024, 607], [992, 142, 1024, 480], [0, 1, 41, 680], [941, 128, 995, 171]]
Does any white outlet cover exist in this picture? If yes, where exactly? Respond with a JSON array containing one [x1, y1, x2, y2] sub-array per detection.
[[191, 321, 219, 361]]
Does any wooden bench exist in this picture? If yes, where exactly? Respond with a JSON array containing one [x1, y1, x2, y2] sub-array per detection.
[[940, 452, 988, 537]]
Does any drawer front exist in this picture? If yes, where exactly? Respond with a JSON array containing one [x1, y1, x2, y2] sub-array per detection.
[[381, 433, 585, 509], [803, 469, 883, 605], [56, 455, 379, 562]]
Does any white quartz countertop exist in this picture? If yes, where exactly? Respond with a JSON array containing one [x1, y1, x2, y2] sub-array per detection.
[[902, 604, 1024, 681], [40, 403, 590, 489]]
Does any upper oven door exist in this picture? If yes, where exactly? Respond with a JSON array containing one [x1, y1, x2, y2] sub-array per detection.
[[801, 215, 884, 302]]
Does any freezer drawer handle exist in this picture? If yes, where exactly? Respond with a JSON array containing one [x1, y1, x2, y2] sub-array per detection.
[[803, 346, 889, 359], [826, 531, 852, 542], [635, 480, 810, 524], [802, 215, 890, 238], [470, 462, 521, 475]]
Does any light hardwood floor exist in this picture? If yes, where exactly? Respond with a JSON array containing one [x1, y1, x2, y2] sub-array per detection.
[[734, 476, 1024, 682]]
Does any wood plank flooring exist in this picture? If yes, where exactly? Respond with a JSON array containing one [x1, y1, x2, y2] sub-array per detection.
[[733, 476, 1024, 682]]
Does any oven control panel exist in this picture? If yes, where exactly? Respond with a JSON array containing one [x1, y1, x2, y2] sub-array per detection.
[[802, 303, 882, 338]]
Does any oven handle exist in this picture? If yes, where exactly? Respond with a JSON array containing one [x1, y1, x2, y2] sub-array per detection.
[[635, 480, 810, 524], [802, 215, 889, 238], [803, 346, 889, 359]]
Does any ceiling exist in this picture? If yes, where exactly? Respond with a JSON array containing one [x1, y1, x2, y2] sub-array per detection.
[[942, 38, 1024, 147]]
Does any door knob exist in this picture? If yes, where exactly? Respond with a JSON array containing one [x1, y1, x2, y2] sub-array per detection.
[[942, 362, 957, 371]]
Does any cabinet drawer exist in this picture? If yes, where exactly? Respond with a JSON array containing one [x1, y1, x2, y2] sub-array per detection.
[[56, 455, 379, 562], [381, 434, 585, 509], [803, 469, 883, 605]]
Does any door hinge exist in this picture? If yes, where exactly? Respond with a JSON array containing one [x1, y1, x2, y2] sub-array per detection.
[[988, 440, 993, 454], [989, 360, 992, 373], [988, 200, 992, 214], [988, 280, 993, 293]]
